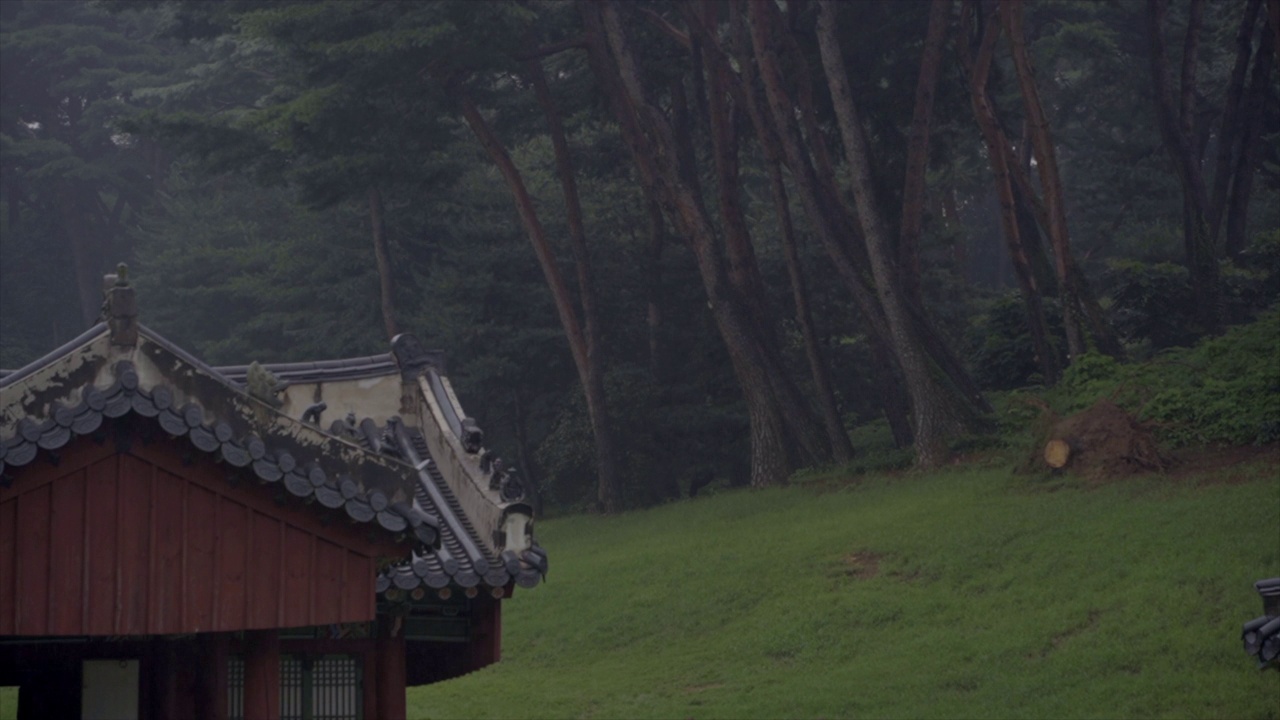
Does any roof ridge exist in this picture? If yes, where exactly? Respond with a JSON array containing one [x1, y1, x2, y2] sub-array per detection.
[[0, 358, 438, 550], [0, 323, 108, 390]]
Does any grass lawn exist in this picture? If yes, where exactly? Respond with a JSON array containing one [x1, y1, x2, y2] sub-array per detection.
[[1, 455, 1274, 720], [407, 456, 1280, 719]]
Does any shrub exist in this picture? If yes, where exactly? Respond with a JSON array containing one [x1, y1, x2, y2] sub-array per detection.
[[965, 292, 1065, 390], [1035, 310, 1280, 447], [1138, 310, 1280, 446], [1103, 259, 1198, 349]]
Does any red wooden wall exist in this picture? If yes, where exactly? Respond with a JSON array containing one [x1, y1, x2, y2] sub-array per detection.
[[0, 428, 405, 636]]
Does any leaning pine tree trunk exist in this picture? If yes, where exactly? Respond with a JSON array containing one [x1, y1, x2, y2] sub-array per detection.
[[958, 2, 1059, 384], [525, 55, 624, 514], [816, 0, 972, 467], [898, 0, 951, 310], [588, 0, 823, 486], [717, 2, 853, 461], [746, 0, 986, 430], [457, 90, 625, 513], [695, 17, 834, 465], [1000, 1, 1091, 360]]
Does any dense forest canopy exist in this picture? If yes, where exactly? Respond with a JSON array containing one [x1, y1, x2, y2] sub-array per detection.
[[2, 0, 1277, 513]]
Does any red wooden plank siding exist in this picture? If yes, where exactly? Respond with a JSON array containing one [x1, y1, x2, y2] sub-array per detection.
[[151, 468, 186, 633], [313, 539, 344, 623], [117, 454, 153, 634], [16, 483, 52, 634], [0, 498, 17, 634], [185, 484, 217, 632], [282, 525, 313, 627], [85, 456, 119, 634], [1, 431, 405, 637], [217, 496, 249, 631], [249, 512, 282, 629], [345, 553, 373, 620], [48, 467, 86, 634]]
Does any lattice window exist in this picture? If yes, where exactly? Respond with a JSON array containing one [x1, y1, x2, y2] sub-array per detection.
[[228, 654, 362, 720]]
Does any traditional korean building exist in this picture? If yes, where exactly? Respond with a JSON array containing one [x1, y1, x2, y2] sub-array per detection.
[[0, 273, 545, 720]]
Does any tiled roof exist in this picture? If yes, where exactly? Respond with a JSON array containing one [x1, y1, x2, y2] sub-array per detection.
[[1, 334, 438, 548], [374, 424, 546, 596], [0, 322, 111, 389], [1, 322, 545, 598]]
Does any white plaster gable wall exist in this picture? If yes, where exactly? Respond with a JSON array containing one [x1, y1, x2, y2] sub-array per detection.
[[276, 374, 402, 428]]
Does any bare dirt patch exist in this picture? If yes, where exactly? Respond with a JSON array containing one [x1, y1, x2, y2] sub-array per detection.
[[839, 551, 882, 580]]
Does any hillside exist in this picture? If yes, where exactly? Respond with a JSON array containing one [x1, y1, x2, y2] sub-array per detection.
[[409, 458, 1280, 719]]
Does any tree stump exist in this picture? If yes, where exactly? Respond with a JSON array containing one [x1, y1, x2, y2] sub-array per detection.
[[1044, 439, 1071, 468]]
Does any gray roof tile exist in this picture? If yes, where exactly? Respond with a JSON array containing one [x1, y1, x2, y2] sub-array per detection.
[[0, 324, 544, 599]]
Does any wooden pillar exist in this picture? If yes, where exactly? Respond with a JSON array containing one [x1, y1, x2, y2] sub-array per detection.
[[17, 654, 79, 720], [196, 633, 230, 720], [243, 629, 280, 720], [470, 597, 502, 669], [152, 637, 203, 720], [375, 619, 407, 720], [153, 638, 181, 720], [362, 647, 379, 720]]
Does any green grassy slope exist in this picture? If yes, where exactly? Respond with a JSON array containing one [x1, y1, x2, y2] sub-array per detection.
[[410, 462, 1280, 720]]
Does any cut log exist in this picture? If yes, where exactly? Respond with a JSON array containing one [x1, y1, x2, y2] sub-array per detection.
[[1028, 400, 1165, 479], [1044, 439, 1071, 468]]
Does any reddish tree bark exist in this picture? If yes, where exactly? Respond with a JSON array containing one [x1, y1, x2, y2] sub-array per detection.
[[585, 0, 833, 485], [693, 2, 834, 464], [745, 0, 980, 436], [899, 0, 952, 308], [524, 55, 624, 514], [1001, 0, 1090, 360], [645, 198, 666, 381], [957, 1, 1059, 385], [456, 90, 624, 513], [705, 1, 853, 462]]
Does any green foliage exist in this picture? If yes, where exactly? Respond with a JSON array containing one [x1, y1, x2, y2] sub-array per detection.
[[1035, 311, 1280, 447], [1139, 314, 1280, 446], [965, 292, 1065, 390], [1229, 229, 1280, 314], [1104, 250, 1280, 354], [1103, 258, 1199, 350], [408, 462, 1280, 719], [0, 206, 81, 367], [5, 0, 1278, 513], [132, 167, 387, 363], [841, 419, 914, 473], [1, 0, 188, 346], [537, 362, 751, 513]]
